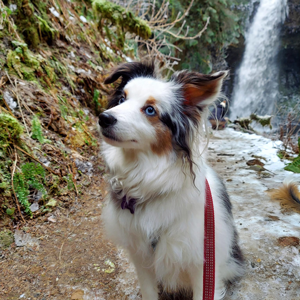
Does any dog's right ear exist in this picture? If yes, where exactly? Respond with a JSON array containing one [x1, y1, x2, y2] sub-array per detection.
[[104, 61, 156, 85]]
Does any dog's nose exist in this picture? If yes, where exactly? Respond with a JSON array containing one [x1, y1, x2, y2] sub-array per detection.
[[99, 113, 117, 128]]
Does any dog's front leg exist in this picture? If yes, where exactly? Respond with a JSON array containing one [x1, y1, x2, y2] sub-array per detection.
[[129, 252, 158, 300], [189, 266, 204, 300]]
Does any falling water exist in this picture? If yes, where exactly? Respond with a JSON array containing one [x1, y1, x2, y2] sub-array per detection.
[[231, 0, 288, 119]]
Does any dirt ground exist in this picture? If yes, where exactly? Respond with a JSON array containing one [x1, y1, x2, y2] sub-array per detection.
[[1, 128, 300, 300]]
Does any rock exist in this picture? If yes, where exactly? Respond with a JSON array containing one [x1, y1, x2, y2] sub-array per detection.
[[47, 216, 57, 223], [14, 230, 39, 248], [75, 159, 93, 176], [265, 215, 280, 221], [71, 289, 84, 300], [30, 203, 39, 212], [246, 159, 265, 167], [278, 236, 300, 247]]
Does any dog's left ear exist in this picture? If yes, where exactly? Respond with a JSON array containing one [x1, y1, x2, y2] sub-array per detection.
[[172, 70, 228, 107], [104, 61, 156, 85]]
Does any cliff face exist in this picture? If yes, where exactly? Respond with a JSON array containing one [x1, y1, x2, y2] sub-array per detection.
[[278, 0, 300, 108]]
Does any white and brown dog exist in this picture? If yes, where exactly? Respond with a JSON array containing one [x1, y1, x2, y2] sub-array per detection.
[[98, 61, 244, 300]]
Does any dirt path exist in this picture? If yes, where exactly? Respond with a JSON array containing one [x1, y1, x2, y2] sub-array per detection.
[[1, 129, 300, 300], [209, 129, 300, 300]]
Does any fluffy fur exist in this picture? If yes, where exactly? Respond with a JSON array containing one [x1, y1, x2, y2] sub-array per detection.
[[267, 176, 300, 207], [99, 61, 244, 300]]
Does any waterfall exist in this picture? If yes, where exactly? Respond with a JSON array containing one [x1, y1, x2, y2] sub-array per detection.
[[231, 0, 288, 120]]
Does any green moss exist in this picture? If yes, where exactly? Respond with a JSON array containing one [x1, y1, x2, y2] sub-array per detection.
[[36, 15, 58, 42], [13, 0, 57, 48], [0, 113, 23, 151], [93, 0, 152, 40], [0, 230, 14, 249], [7, 42, 55, 83], [7, 50, 24, 79], [250, 114, 273, 129]]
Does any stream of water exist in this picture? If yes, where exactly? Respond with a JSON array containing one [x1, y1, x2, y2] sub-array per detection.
[[231, 0, 288, 119]]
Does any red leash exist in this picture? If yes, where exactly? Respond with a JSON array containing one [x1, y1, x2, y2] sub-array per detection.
[[203, 179, 215, 300]]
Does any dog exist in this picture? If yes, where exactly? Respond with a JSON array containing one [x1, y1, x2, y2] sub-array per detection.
[[98, 61, 244, 300], [267, 176, 300, 209]]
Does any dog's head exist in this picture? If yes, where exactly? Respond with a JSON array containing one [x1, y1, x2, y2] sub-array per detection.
[[99, 61, 227, 158]]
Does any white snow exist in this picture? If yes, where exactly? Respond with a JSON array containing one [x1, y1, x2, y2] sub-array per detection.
[[3, 91, 17, 111], [208, 128, 300, 299], [125, 56, 133, 62], [9, 4, 17, 11], [49, 7, 60, 18], [80, 16, 88, 23]]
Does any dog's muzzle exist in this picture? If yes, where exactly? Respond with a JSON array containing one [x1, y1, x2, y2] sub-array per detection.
[[99, 113, 117, 128]]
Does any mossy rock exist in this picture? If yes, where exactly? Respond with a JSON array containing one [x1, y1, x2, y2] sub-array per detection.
[[93, 0, 151, 40], [7, 42, 55, 83], [0, 113, 23, 151]]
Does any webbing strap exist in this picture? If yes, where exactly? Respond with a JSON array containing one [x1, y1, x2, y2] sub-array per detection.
[[202, 179, 215, 300]]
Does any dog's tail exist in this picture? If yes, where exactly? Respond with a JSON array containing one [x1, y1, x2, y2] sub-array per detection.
[[268, 176, 300, 205]]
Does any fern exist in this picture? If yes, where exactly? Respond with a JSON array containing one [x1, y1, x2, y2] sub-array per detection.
[[13, 173, 31, 216], [13, 162, 47, 216], [31, 115, 48, 143]]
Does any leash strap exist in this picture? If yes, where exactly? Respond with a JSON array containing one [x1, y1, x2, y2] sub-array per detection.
[[203, 179, 215, 300]]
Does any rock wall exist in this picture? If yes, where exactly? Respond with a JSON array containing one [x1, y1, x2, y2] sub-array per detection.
[[278, 0, 300, 109]]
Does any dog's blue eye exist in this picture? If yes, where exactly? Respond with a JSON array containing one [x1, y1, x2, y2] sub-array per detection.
[[145, 106, 156, 116], [118, 97, 125, 105]]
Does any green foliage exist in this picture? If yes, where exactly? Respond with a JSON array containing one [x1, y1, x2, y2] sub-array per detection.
[[6, 207, 15, 216], [0, 113, 23, 151], [64, 174, 75, 191], [13, 162, 47, 216], [31, 115, 49, 144], [36, 15, 58, 42], [93, 0, 152, 41], [0, 157, 12, 197], [285, 155, 300, 173], [284, 137, 300, 173], [22, 162, 46, 194], [13, 172, 31, 215], [169, 0, 244, 72], [93, 89, 101, 113]]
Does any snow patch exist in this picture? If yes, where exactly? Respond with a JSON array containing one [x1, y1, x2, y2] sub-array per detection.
[[3, 91, 17, 111], [49, 7, 60, 18]]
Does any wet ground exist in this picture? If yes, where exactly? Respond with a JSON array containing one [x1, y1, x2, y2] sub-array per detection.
[[1, 128, 300, 300]]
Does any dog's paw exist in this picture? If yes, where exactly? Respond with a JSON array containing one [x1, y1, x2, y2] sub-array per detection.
[[214, 284, 227, 300]]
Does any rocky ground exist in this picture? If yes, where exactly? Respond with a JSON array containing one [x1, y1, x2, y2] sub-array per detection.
[[0, 128, 300, 300]]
